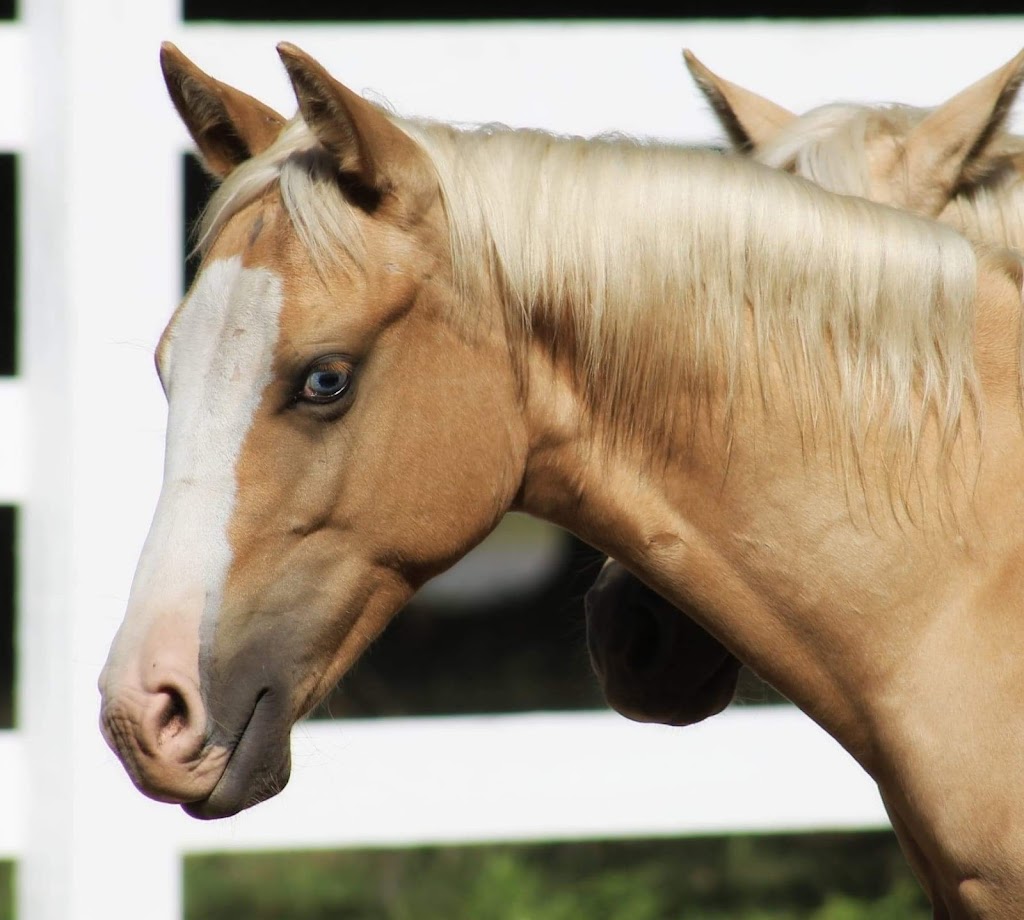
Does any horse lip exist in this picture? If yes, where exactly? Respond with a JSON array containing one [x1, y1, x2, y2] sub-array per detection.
[[181, 688, 292, 820]]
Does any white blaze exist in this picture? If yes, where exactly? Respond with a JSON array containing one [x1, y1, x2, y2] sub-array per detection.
[[107, 257, 284, 685]]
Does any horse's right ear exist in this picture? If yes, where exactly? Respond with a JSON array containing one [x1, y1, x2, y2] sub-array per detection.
[[160, 42, 286, 179], [903, 48, 1024, 200], [683, 50, 795, 151]]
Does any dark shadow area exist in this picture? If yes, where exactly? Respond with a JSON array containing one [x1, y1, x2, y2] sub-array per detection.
[[182, 155, 218, 293], [317, 533, 607, 718], [315, 528, 784, 719], [0, 155, 17, 376], [186, 832, 929, 920], [0, 1, 13, 21], [185, 0, 1020, 19], [0, 507, 13, 729]]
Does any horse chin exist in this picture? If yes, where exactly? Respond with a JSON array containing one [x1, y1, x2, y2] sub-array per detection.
[[183, 690, 293, 820]]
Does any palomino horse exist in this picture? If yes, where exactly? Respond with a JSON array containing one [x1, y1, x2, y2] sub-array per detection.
[[587, 48, 1024, 730], [100, 44, 1024, 917]]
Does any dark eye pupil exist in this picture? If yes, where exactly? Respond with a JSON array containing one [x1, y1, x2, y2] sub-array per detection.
[[312, 371, 341, 392], [303, 363, 351, 403]]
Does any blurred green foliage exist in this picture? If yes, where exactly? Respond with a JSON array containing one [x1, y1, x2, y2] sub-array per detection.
[[186, 832, 930, 920], [0, 862, 12, 920]]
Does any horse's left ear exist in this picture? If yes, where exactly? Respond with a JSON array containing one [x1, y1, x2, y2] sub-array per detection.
[[683, 50, 796, 151], [161, 42, 286, 179], [277, 42, 429, 200], [904, 48, 1024, 199]]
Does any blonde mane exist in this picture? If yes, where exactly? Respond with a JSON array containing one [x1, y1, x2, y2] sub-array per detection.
[[757, 104, 878, 197], [200, 109, 986, 471], [758, 101, 1024, 251]]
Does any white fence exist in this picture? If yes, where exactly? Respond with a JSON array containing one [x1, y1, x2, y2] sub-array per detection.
[[2, 5, 1024, 918]]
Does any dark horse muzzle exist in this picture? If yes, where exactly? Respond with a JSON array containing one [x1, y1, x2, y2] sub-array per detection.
[[585, 560, 742, 726]]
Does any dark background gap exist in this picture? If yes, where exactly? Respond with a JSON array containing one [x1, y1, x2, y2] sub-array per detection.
[[184, 0, 1018, 20], [183, 154, 218, 293], [0, 507, 15, 729], [0, 155, 16, 377]]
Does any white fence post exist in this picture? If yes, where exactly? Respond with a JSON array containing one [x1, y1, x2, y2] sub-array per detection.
[[0, 7, 27, 877], [18, 1, 185, 918]]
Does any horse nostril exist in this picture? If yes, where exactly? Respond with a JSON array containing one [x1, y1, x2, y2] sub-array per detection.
[[155, 685, 191, 746]]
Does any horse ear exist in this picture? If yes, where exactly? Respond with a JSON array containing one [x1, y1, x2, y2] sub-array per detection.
[[904, 48, 1024, 199], [276, 42, 427, 199], [683, 49, 795, 151], [160, 42, 286, 179]]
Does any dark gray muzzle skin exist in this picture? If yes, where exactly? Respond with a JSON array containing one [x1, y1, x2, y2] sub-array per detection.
[[184, 633, 297, 820], [585, 561, 742, 727]]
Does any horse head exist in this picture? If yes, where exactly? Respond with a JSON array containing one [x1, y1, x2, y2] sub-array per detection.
[[99, 44, 529, 818], [685, 47, 1024, 218]]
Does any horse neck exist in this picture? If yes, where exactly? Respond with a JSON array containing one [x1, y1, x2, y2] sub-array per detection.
[[519, 314, 997, 778], [489, 141, 993, 766], [440, 140, 730, 456], [515, 335, 892, 766], [454, 132, 979, 474]]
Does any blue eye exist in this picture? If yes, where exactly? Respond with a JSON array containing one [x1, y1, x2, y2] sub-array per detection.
[[300, 359, 353, 404]]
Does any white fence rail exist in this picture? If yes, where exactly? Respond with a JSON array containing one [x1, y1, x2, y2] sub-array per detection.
[[3, 5, 1024, 918]]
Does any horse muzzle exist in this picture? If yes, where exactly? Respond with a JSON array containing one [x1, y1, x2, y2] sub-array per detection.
[[585, 559, 742, 726], [99, 668, 227, 805], [99, 644, 293, 818]]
